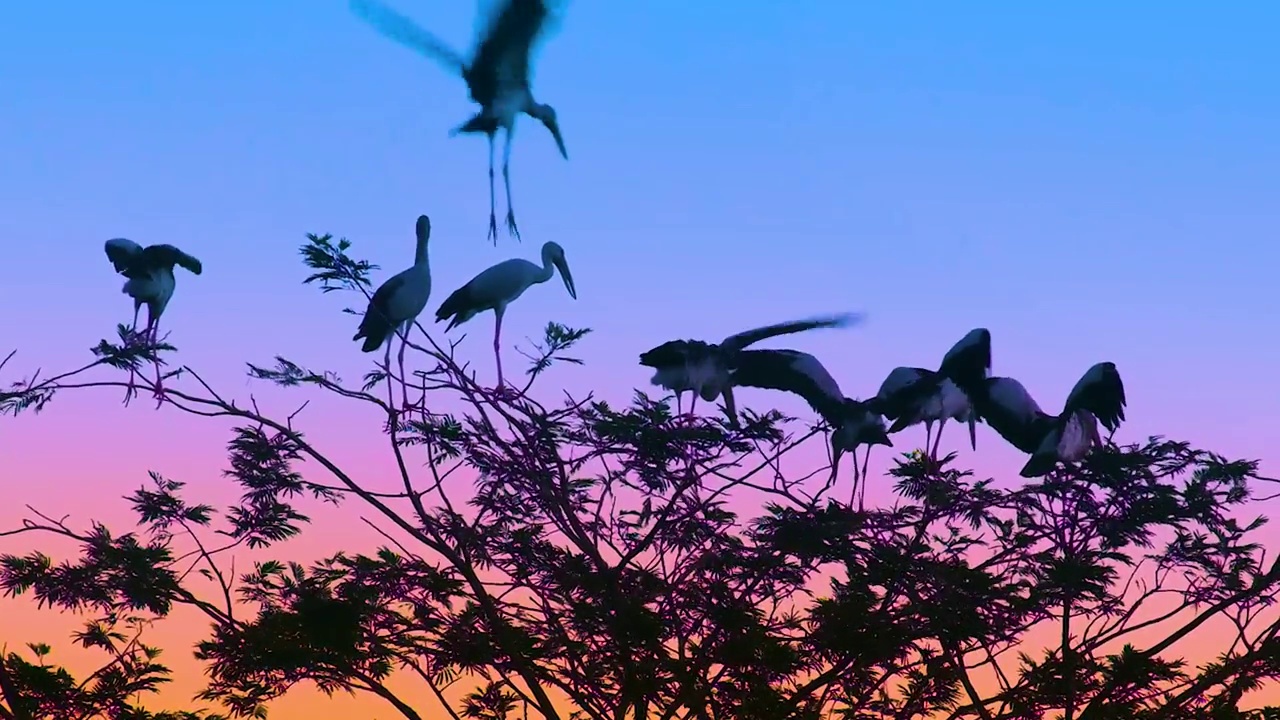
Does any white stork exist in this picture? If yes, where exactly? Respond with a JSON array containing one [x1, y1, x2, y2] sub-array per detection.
[[435, 240, 575, 397], [968, 362, 1127, 477], [730, 348, 891, 508], [103, 238, 203, 407], [353, 215, 433, 410], [872, 328, 993, 459], [350, 0, 567, 243], [637, 314, 864, 422]]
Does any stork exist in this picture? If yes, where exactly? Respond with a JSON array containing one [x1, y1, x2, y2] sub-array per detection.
[[353, 215, 433, 411], [435, 240, 575, 397], [103, 238, 203, 408], [969, 362, 1127, 477], [730, 348, 891, 507], [638, 314, 864, 423], [873, 367, 974, 461], [872, 328, 992, 459], [350, 0, 567, 243]]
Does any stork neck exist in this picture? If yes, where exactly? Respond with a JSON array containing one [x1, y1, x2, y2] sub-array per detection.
[[414, 238, 429, 267], [537, 256, 556, 283]]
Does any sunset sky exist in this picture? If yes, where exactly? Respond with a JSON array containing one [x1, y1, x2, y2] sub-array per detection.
[[2, 0, 1278, 716]]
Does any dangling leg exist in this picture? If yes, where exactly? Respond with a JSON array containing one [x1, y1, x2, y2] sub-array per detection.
[[502, 128, 520, 240], [923, 420, 934, 457], [932, 418, 947, 459], [486, 132, 499, 243]]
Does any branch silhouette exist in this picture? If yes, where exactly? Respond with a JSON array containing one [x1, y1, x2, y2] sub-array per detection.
[[2, 234, 1279, 720]]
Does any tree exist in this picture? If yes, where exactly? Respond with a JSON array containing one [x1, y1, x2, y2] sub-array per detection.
[[3, 232, 1280, 720]]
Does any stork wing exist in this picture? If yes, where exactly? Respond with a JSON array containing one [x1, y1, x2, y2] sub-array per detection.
[[350, 0, 468, 75], [104, 238, 143, 275], [974, 376, 1052, 454], [470, 0, 552, 89], [720, 313, 864, 354], [144, 244, 203, 275], [1063, 362, 1127, 433], [639, 339, 696, 368], [731, 349, 845, 424]]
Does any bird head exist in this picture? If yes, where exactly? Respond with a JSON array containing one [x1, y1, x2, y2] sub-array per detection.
[[542, 241, 576, 299], [529, 103, 568, 160], [414, 215, 431, 262]]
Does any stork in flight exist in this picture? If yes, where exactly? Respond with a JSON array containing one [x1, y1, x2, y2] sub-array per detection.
[[103, 238, 203, 408], [435, 240, 576, 398], [970, 362, 1127, 477], [353, 215, 433, 411], [730, 349, 891, 508], [350, 0, 568, 243], [638, 314, 864, 424], [872, 328, 992, 459]]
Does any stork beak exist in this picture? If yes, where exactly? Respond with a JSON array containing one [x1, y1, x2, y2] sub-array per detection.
[[540, 113, 568, 160], [555, 257, 577, 299]]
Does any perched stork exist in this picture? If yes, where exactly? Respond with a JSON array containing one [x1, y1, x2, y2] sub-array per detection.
[[103, 238, 203, 407], [730, 348, 891, 507], [638, 314, 863, 422], [435, 240, 575, 397], [969, 362, 1128, 477], [353, 215, 433, 410], [872, 328, 992, 459], [873, 367, 975, 460], [350, 0, 567, 243]]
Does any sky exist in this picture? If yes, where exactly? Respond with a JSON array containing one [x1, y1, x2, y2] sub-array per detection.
[[2, 0, 1279, 716]]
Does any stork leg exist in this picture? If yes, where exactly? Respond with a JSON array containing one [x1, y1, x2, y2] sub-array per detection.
[[931, 419, 947, 459], [488, 307, 518, 400], [397, 327, 413, 411], [923, 420, 934, 458], [502, 128, 520, 240], [486, 132, 499, 244], [859, 445, 873, 508], [148, 314, 165, 409]]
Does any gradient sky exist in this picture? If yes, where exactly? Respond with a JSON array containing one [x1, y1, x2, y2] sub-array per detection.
[[3, 0, 1279, 716]]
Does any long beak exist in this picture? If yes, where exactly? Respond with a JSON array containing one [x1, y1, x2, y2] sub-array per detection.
[[542, 116, 568, 160], [555, 258, 577, 299]]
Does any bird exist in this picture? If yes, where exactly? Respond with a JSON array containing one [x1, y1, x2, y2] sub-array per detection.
[[873, 366, 974, 461], [353, 215, 434, 411], [872, 328, 992, 459], [638, 314, 864, 423], [730, 349, 891, 507], [350, 0, 567, 243], [103, 238, 203, 407], [968, 362, 1127, 477], [435, 240, 576, 397]]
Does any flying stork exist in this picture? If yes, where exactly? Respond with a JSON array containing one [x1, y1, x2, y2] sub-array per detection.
[[435, 240, 576, 398], [872, 328, 992, 459], [968, 362, 1127, 477], [353, 215, 433, 411], [350, 0, 568, 243], [103, 238, 203, 408], [638, 313, 864, 423], [730, 348, 891, 508]]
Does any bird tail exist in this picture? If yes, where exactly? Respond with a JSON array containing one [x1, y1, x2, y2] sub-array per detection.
[[1019, 452, 1057, 478], [353, 314, 394, 353]]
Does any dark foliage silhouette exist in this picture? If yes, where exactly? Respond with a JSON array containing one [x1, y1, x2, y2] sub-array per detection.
[[3, 235, 1280, 720]]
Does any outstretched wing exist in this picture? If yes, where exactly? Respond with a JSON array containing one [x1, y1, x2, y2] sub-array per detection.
[[470, 0, 552, 94], [732, 349, 845, 424], [104, 238, 143, 275], [350, 0, 468, 75], [721, 313, 864, 354], [1063, 361, 1127, 433]]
